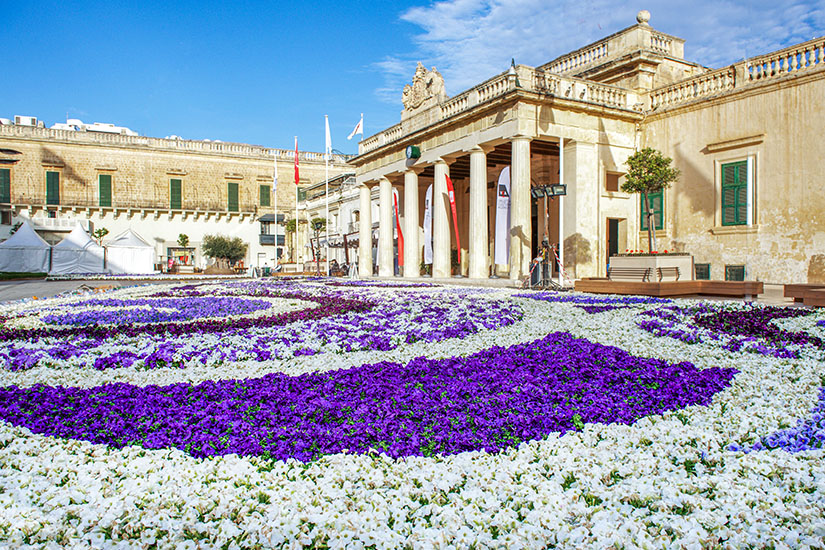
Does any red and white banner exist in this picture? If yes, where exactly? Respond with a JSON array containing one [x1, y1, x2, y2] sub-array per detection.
[[393, 189, 404, 267], [445, 175, 460, 264], [494, 166, 511, 265], [293, 137, 299, 184], [423, 184, 433, 265]]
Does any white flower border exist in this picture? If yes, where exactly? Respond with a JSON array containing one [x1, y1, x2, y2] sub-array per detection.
[[0, 285, 823, 548]]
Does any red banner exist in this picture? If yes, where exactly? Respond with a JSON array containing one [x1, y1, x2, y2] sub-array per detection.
[[293, 137, 299, 184], [445, 176, 460, 264], [393, 191, 404, 267]]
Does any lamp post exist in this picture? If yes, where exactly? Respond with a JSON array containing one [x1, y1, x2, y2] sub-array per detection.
[[529, 183, 567, 289]]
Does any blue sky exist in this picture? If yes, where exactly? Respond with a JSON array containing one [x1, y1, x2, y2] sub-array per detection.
[[3, 0, 823, 153]]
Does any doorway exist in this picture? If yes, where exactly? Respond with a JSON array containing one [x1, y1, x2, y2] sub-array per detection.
[[605, 218, 627, 274]]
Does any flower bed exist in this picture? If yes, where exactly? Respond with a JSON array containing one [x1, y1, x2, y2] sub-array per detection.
[[0, 280, 824, 548]]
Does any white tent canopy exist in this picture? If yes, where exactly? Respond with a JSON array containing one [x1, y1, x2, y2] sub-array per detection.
[[49, 223, 105, 275], [0, 221, 51, 273], [105, 229, 156, 274]]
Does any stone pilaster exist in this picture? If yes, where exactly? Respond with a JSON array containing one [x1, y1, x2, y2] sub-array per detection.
[[468, 146, 490, 279], [378, 177, 394, 277], [509, 136, 532, 280], [433, 160, 451, 278], [403, 170, 420, 278], [358, 183, 372, 276]]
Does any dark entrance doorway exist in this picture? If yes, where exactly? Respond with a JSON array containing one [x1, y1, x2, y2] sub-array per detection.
[[606, 218, 619, 272]]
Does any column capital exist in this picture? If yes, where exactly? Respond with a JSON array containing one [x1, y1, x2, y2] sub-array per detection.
[[509, 134, 534, 143], [468, 143, 495, 155]]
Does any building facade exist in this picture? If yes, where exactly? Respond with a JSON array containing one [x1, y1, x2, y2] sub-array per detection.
[[349, 11, 825, 284], [0, 123, 351, 271]]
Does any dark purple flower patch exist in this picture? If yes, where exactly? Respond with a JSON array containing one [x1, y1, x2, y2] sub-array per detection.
[[576, 305, 628, 314], [325, 281, 440, 288], [0, 332, 736, 461], [731, 386, 825, 453], [638, 304, 821, 358], [817, 320, 825, 328]]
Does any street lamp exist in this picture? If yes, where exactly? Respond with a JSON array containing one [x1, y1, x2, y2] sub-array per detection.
[[530, 183, 567, 289]]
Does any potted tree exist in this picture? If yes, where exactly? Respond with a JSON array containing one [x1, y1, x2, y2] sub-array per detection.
[[611, 148, 690, 281]]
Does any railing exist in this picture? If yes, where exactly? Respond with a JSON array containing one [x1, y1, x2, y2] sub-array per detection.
[[0, 125, 353, 164], [745, 37, 825, 82], [649, 66, 736, 109], [360, 67, 636, 154], [542, 40, 610, 75], [9, 196, 258, 214], [650, 32, 673, 54]]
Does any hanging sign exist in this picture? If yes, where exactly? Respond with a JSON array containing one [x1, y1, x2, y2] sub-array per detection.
[[393, 189, 404, 267], [423, 184, 433, 265], [494, 166, 511, 265]]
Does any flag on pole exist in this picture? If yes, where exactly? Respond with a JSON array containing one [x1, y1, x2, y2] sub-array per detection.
[[347, 114, 363, 140], [393, 189, 404, 267], [324, 116, 332, 160], [294, 137, 299, 185], [445, 175, 461, 264]]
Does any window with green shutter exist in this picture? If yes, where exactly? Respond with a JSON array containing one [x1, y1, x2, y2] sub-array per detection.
[[99, 174, 112, 207], [640, 189, 664, 231], [170, 179, 182, 210], [46, 171, 60, 205], [228, 182, 239, 212], [0, 169, 10, 204], [721, 161, 748, 226], [259, 184, 271, 207]]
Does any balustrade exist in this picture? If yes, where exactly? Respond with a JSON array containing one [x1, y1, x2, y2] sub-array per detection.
[[746, 37, 825, 81]]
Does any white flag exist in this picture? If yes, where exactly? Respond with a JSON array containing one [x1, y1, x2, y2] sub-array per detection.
[[347, 114, 363, 140], [324, 115, 332, 160], [423, 184, 433, 265], [494, 167, 511, 266]]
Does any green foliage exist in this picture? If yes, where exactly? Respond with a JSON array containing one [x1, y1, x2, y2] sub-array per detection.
[[92, 227, 109, 246], [8, 222, 22, 236], [311, 217, 326, 233], [621, 147, 681, 195], [177, 233, 189, 248], [202, 234, 248, 264], [284, 218, 306, 233]]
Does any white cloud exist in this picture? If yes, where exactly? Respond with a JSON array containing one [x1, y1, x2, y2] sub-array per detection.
[[377, 0, 825, 101]]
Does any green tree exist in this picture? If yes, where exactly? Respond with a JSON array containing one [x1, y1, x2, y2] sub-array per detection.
[[621, 147, 681, 252], [92, 227, 109, 246], [177, 233, 189, 248], [202, 234, 248, 268]]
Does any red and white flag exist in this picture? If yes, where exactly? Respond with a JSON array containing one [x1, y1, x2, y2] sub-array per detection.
[[347, 114, 363, 140], [393, 189, 404, 267], [445, 175, 461, 264], [294, 136, 299, 185]]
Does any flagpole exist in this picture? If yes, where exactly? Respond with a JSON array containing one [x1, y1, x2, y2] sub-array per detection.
[[324, 115, 330, 275], [272, 148, 278, 270], [294, 136, 299, 270]]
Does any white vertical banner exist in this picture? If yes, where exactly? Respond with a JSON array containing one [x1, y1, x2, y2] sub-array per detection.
[[494, 166, 511, 265], [423, 184, 433, 265]]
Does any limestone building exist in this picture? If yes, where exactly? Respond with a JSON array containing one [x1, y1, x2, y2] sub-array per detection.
[[349, 11, 825, 284], [0, 120, 351, 271]]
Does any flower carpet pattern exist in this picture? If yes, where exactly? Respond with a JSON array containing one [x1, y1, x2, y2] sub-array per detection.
[[0, 280, 824, 548]]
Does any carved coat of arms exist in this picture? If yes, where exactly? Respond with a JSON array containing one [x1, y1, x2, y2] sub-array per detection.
[[402, 62, 446, 112]]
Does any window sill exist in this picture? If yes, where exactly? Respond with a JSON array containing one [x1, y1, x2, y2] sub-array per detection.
[[710, 224, 759, 235], [601, 191, 632, 199]]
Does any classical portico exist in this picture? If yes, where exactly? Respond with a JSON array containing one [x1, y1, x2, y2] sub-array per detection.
[[350, 14, 708, 282]]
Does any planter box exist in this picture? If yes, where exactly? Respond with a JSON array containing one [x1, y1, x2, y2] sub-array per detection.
[[609, 254, 694, 281]]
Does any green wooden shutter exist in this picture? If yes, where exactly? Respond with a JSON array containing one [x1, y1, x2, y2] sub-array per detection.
[[0, 169, 10, 204], [98, 174, 112, 207], [170, 179, 182, 210], [46, 171, 60, 205], [721, 161, 747, 226], [259, 184, 271, 207], [640, 189, 664, 231], [228, 182, 239, 212]]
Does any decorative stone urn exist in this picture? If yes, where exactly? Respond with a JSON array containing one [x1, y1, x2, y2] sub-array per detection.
[[608, 253, 694, 281]]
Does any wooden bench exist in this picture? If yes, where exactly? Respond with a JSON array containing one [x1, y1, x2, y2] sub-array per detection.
[[784, 283, 825, 302], [656, 266, 680, 281], [608, 267, 652, 282]]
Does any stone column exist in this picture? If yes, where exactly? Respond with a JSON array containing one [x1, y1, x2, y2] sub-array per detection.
[[378, 177, 394, 277], [509, 136, 532, 280], [468, 146, 489, 279], [358, 183, 372, 277], [403, 170, 420, 278], [433, 159, 451, 278]]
